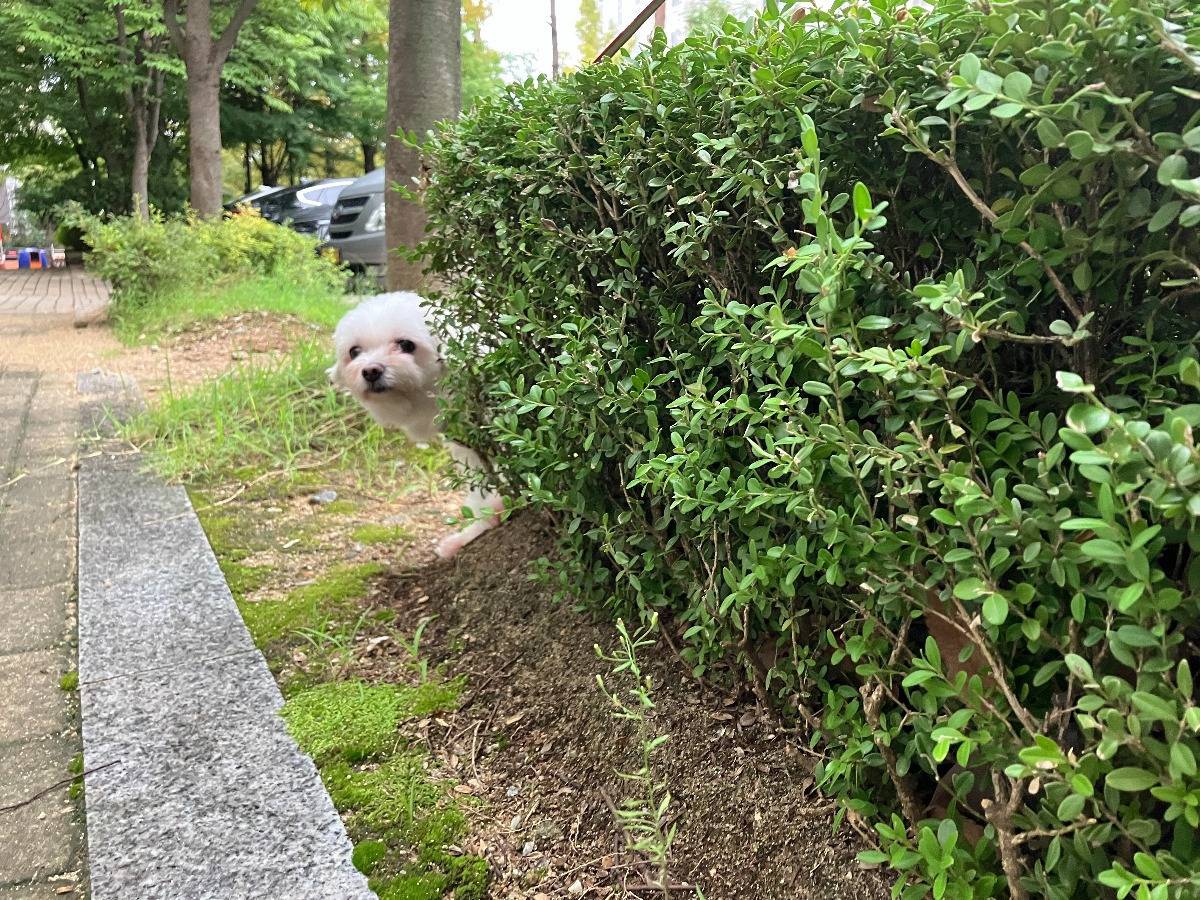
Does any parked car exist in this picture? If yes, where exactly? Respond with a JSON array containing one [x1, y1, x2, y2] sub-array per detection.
[[324, 168, 385, 278], [273, 178, 355, 240], [223, 184, 282, 213]]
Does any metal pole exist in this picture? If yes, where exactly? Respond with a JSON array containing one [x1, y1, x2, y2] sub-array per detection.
[[594, 0, 668, 62]]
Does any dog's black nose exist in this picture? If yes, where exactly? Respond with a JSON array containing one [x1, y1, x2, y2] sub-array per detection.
[[362, 366, 384, 384]]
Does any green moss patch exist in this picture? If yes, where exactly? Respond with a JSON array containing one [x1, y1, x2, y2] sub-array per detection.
[[282, 682, 404, 763], [352, 524, 412, 546], [352, 840, 388, 875], [282, 679, 461, 764], [238, 562, 385, 647], [220, 560, 272, 598], [282, 673, 484, 896]]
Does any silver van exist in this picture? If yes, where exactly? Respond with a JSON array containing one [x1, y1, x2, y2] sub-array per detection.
[[325, 168, 386, 278]]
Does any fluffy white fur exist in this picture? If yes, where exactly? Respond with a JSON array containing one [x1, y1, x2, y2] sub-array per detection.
[[330, 292, 502, 560]]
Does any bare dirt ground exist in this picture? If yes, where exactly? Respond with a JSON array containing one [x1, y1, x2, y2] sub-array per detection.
[[372, 520, 893, 900]]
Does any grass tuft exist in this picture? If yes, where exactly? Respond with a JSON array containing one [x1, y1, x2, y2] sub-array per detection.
[[110, 274, 352, 344], [123, 342, 437, 489]]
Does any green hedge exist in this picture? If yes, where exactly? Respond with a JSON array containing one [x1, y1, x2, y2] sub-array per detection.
[[422, 1, 1200, 897], [64, 205, 345, 304]]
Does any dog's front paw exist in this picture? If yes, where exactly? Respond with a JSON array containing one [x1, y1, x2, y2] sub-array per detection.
[[435, 533, 467, 560]]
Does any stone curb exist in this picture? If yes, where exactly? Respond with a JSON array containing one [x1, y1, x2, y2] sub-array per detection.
[[75, 375, 373, 900]]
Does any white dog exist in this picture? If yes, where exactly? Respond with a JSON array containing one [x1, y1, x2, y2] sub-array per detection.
[[329, 292, 503, 560]]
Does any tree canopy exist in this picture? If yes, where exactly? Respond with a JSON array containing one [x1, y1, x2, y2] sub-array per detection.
[[0, 0, 509, 223]]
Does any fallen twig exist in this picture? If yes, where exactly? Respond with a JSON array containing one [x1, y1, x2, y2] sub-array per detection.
[[0, 760, 121, 814]]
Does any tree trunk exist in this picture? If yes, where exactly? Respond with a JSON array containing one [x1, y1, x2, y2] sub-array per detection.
[[385, 0, 461, 292], [164, 0, 262, 218], [550, 0, 560, 77], [130, 102, 151, 220], [185, 71, 224, 215], [243, 144, 253, 193], [362, 142, 377, 173]]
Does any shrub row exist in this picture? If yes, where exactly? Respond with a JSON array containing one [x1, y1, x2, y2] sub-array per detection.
[[65, 204, 345, 308], [422, 1, 1200, 897]]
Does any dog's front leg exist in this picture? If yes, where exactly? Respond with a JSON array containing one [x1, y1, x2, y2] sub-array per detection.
[[436, 442, 504, 560]]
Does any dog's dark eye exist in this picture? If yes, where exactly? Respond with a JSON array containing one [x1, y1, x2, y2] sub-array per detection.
[[348, 346, 362, 360], [396, 339, 416, 354]]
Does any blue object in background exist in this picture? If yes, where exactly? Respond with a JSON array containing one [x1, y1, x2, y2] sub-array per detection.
[[17, 249, 29, 268]]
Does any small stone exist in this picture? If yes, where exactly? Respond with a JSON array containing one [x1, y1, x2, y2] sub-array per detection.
[[522, 841, 535, 856], [308, 490, 338, 505]]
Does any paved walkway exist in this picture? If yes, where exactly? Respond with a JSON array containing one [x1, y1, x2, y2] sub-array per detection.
[[0, 271, 109, 319], [0, 368, 87, 899]]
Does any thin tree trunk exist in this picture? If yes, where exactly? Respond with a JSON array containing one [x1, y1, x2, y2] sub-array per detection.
[[385, 0, 461, 291], [164, 0, 262, 217], [243, 144, 253, 193], [362, 142, 377, 173], [116, 5, 166, 220], [130, 102, 151, 220], [550, 0, 560, 77]]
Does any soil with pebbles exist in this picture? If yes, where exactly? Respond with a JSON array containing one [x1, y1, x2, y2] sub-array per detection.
[[378, 516, 893, 900]]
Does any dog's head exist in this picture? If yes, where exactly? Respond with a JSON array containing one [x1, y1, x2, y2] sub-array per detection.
[[331, 292, 444, 427]]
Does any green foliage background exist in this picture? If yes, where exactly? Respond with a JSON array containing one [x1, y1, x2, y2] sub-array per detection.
[[0, 0, 509, 223], [422, 1, 1200, 897]]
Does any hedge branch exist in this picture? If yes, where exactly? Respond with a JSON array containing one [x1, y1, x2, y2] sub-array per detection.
[[932, 153, 1086, 324], [984, 773, 1031, 900]]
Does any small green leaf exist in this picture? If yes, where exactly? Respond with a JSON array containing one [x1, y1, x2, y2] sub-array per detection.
[[982, 592, 1008, 625], [1002, 71, 1032, 101], [959, 53, 981, 84], [1071, 774, 1094, 798], [1064, 130, 1094, 158], [1149, 201, 1183, 232], [1057, 793, 1085, 821], [1036, 117, 1064, 148], [1158, 154, 1188, 186], [1132, 691, 1177, 722], [1072, 261, 1093, 292], [857, 315, 892, 330], [1181, 357, 1200, 389], [1105, 767, 1159, 792], [1066, 404, 1110, 434], [853, 181, 872, 221], [991, 102, 1024, 120], [954, 578, 987, 600], [1056, 371, 1094, 394]]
